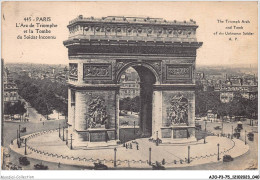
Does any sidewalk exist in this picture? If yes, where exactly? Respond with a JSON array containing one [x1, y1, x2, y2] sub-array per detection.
[[10, 129, 249, 169]]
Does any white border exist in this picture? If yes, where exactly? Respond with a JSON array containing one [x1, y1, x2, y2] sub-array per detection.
[[0, 0, 259, 179]]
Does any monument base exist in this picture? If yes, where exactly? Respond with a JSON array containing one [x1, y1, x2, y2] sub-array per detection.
[[158, 126, 196, 144], [161, 136, 197, 144], [73, 140, 119, 149], [69, 128, 119, 149]]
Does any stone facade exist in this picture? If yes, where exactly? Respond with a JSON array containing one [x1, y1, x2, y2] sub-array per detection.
[[119, 81, 140, 99], [64, 15, 202, 146]]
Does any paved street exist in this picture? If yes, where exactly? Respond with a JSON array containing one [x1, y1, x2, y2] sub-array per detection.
[[10, 127, 249, 169], [20, 105, 65, 123], [2, 107, 258, 170], [5, 148, 89, 170], [26, 107, 46, 123], [193, 119, 258, 170], [2, 119, 70, 170], [119, 112, 139, 126], [2, 109, 139, 170], [3, 119, 67, 147], [171, 133, 257, 170]]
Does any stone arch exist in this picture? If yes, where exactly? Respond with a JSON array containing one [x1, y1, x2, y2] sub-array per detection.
[[116, 61, 161, 84], [116, 61, 161, 137]]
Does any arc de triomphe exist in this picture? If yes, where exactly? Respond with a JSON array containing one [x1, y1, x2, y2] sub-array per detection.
[[63, 15, 202, 147]]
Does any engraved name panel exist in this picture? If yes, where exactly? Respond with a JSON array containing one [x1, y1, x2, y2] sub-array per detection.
[[166, 65, 192, 80], [161, 128, 172, 138], [83, 63, 112, 80]]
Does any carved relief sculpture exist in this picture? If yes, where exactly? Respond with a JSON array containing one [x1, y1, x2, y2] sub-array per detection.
[[115, 61, 127, 71], [86, 96, 109, 129], [167, 95, 189, 126], [149, 61, 161, 75], [69, 63, 78, 79]]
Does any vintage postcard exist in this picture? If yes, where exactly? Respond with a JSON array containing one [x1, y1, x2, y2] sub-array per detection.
[[0, 1, 258, 179]]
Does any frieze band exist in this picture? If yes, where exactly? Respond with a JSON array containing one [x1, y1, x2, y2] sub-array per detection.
[[66, 41, 199, 57]]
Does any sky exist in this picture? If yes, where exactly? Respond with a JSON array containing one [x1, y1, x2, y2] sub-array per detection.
[[2, 1, 258, 66]]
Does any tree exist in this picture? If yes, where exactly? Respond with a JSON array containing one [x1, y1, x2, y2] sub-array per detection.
[[245, 98, 258, 119], [4, 102, 12, 118], [218, 103, 228, 120], [119, 96, 141, 113], [195, 91, 221, 116], [4, 101, 26, 121], [14, 100, 27, 121], [131, 96, 140, 112]]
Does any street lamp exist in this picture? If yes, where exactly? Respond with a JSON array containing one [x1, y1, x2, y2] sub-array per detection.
[[17, 129, 19, 147], [156, 131, 159, 146], [114, 148, 117, 167], [149, 147, 152, 165], [221, 121, 224, 135], [70, 134, 73, 150], [24, 138, 27, 155], [188, 146, 190, 163], [134, 121, 136, 137], [245, 130, 247, 145], [231, 126, 233, 139], [217, 143, 220, 161], [59, 124, 61, 138], [62, 127, 65, 141], [18, 125, 21, 139], [66, 130, 68, 145]]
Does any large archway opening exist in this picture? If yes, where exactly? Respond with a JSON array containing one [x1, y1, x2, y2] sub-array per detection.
[[118, 63, 157, 140]]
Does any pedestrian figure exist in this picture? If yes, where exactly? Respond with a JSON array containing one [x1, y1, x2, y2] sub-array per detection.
[[58, 162, 60, 168], [162, 158, 165, 165], [126, 143, 128, 149], [136, 144, 139, 150], [11, 140, 13, 145]]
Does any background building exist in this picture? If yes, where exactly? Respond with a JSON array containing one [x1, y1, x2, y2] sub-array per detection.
[[119, 67, 140, 99], [3, 67, 19, 103]]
